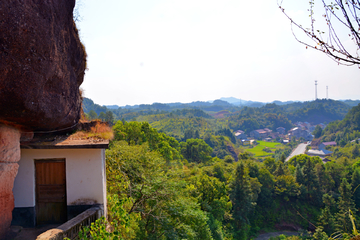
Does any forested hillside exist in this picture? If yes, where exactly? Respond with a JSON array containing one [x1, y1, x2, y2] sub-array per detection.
[[341, 99, 360, 107], [285, 99, 351, 124], [81, 98, 358, 164], [80, 120, 360, 240], [82, 97, 108, 115], [83, 98, 353, 126], [83, 98, 354, 140], [319, 103, 360, 145], [226, 104, 293, 134], [77, 99, 360, 239]]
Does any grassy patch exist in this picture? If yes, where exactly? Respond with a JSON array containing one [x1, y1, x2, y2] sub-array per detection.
[[246, 141, 282, 157], [71, 121, 114, 140], [256, 141, 281, 148]]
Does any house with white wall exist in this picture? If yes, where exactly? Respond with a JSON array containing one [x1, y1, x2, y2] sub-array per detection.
[[11, 136, 109, 227], [234, 130, 247, 140], [250, 129, 271, 140], [319, 141, 337, 150], [306, 149, 332, 159]]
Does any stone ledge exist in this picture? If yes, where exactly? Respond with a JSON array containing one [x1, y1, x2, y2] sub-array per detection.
[[36, 205, 103, 240]]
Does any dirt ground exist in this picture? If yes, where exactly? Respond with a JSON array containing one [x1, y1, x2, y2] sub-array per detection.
[[254, 231, 300, 240], [4, 224, 59, 240]]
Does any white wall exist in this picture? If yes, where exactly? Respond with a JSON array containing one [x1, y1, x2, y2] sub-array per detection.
[[13, 150, 35, 207], [14, 148, 107, 208]]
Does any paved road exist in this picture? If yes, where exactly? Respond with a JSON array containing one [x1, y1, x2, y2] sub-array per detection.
[[285, 143, 309, 162]]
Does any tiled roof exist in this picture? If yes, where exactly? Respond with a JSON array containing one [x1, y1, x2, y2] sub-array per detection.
[[307, 149, 332, 156]]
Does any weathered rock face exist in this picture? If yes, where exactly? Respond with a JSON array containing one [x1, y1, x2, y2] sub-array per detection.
[[0, 0, 86, 131], [0, 125, 20, 238], [0, 0, 86, 237]]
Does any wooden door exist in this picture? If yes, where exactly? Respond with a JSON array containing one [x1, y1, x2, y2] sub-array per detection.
[[35, 159, 67, 225]]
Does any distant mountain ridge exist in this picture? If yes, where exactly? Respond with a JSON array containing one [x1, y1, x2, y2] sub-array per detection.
[[105, 105, 120, 109], [219, 97, 266, 107], [103, 97, 359, 110], [83, 97, 359, 126], [103, 98, 286, 109]]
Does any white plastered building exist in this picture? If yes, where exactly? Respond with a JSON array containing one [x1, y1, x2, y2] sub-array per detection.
[[12, 137, 108, 227]]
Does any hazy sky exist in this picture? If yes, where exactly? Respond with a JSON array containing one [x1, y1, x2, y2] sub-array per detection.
[[75, 0, 360, 106]]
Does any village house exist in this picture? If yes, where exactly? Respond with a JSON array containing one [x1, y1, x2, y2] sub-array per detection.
[[306, 148, 332, 159], [308, 125, 316, 132], [288, 127, 301, 138], [269, 132, 279, 139], [263, 128, 272, 133], [250, 129, 262, 139], [241, 139, 251, 145], [293, 121, 327, 133], [11, 134, 109, 228], [294, 122, 306, 129], [319, 141, 337, 150], [276, 127, 286, 135], [250, 128, 272, 140], [234, 130, 247, 140], [288, 127, 313, 141]]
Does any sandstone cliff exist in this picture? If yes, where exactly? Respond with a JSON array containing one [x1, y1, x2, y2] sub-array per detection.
[[0, 0, 86, 237], [0, 0, 86, 131], [0, 126, 20, 238]]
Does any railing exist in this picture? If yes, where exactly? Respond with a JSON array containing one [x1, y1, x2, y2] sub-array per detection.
[[36, 205, 103, 240]]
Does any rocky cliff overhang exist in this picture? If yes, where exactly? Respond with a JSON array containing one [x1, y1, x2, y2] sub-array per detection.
[[0, 0, 87, 131], [21, 135, 110, 150], [20, 121, 112, 149]]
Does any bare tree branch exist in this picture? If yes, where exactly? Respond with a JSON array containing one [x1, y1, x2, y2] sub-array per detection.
[[278, 0, 360, 66]]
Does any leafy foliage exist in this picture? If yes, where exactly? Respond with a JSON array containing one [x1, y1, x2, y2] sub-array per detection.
[[180, 139, 213, 164], [78, 99, 360, 240], [112, 121, 181, 162], [83, 97, 108, 115], [321, 104, 360, 144]]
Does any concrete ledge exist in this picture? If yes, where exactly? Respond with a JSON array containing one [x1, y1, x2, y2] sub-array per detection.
[[36, 229, 63, 240], [36, 205, 103, 240]]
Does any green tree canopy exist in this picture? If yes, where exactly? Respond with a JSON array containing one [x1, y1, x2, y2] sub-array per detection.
[[88, 110, 98, 120], [313, 125, 323, 138], [180, 139, 213, 164]]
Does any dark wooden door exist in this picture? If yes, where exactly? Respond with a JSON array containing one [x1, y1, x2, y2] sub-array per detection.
[[35, 159, 67, 225]]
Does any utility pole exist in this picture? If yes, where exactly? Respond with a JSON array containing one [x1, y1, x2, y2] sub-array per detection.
[[326, 86, 328, 99], [315, 80, 318, 100]]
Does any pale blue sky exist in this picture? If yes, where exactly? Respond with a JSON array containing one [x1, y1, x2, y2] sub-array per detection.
[[75, 0, 360, 106]]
